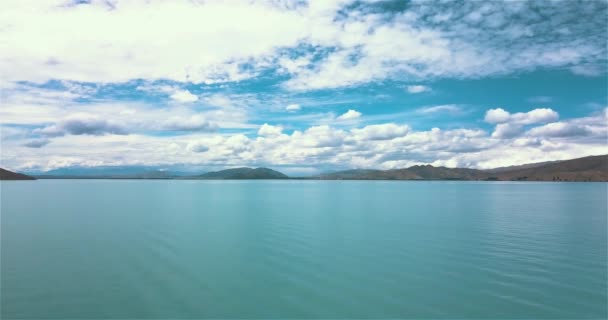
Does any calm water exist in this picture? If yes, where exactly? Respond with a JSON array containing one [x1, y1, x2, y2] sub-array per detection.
[[1, 180, 606, 319]]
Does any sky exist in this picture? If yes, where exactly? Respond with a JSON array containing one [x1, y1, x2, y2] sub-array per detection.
[[1, 0, 607, 175]]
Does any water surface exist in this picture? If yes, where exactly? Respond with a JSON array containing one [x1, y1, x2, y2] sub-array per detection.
[[1, 180, 606, 318]]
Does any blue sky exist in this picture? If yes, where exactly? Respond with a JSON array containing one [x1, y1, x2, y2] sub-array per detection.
[[1, 0, 607, 175]]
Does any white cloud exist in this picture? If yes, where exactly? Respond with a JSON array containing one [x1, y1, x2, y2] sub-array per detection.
[[23, 138, 51, 148], [3, 109, 607, 173], [162, 115, 217, 132], [491, 123, 523, 139], [407, 85, 431, 93], [0, 0, 309, 84], [258, 123, 283, 137], [351, 123, 410, 141], [170, 90, 198, 103], [337, 109, 361, 121], [1, 1, 603, 89], [34, 114, 128, 137], [416, 104, 460, 114], [286, 104, 301, 112], [485, 108, 559, 125], [527, 122, 591, 138]]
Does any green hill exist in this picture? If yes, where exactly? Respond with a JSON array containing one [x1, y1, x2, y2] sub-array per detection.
[[195, 167, 288, 179]]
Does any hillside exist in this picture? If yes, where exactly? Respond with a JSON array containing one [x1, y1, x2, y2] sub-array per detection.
[[0, 168, 36, 180], [489, 154, 608, 182], [194, 167, 288, 179], [318, 155, 608, 181]]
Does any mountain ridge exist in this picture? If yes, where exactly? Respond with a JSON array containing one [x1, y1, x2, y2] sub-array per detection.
[[189, 167, 288, 180], [14, 154, 608, 182], [318, 155, 607, 182]]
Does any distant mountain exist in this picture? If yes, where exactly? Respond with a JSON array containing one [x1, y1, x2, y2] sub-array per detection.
[[0, 168, 35, 180], [11, 155, 607, 181], [318, 166, 486, 180], [484, 160, 562, 173], [318, 169, 383, 179], [193, 167, 288, 179], [30, 166, 186, 178], [318, 155, 608, 181], [486, 154, 608, 182]]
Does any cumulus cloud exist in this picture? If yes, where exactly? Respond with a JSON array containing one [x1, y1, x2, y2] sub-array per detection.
[[23, 138, 50, 148], [527, 122, 591, 138], [170, 90, 198, 103], [351, 123, 410, 141], [187, 141, 210, 153], [491, 123, 523, 139], [337, 109, 361, 121], [485, 108, 559, 125], [286, 104, 301, 112], [407, 85, 431, 93], [258, 123, 283, 137], [3, 108, 606, 173], [35, 115, 127, 137], [485, 108, 511, 123]]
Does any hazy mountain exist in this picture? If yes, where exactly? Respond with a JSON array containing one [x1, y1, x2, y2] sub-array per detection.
[[192, 167, 288, 179], [0, 168, 35, 180]]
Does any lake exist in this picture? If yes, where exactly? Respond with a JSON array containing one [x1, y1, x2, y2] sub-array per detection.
[[1, 180, 606, 318]]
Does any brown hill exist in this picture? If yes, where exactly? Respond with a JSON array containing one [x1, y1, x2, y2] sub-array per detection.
[[0, 168, 35, 180], [319, 155, 608, 182], [490, 154, 608, 182]]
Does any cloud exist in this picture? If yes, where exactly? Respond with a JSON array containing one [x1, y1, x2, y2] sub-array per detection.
[[286, 104, 301, 112], [35, 115, 127, 137], [162, 115, 217, 132], [485, 108, 559, 125], [187, 141, 210, 153], [3, 108, 606, 173], [407, 85, 431, 93], [527, 122, 591, 138], [416, 104, 460, 114], [570, 64, 603, 77], [484, 108, 511, 123], [337, 109, 361, 121], [1, 1, 604, 89], [491, 123, 523, 139], [23, 138, 50, 148], [258, 123, 283, 137], [170, 90, 198, 103], [351, 123, 410, 140]]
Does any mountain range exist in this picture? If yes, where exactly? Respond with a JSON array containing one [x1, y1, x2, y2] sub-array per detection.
[[189, 167, 288, 179], [1, 155, 606, 181], [316, 155, 607, 182]]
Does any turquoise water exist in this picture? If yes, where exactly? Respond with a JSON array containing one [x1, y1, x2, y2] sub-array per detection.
[[1, 180, 606, 318]]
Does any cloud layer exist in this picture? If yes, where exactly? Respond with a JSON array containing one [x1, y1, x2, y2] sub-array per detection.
[[1, 0, 606, 89], [0, 1, 606, 174]]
